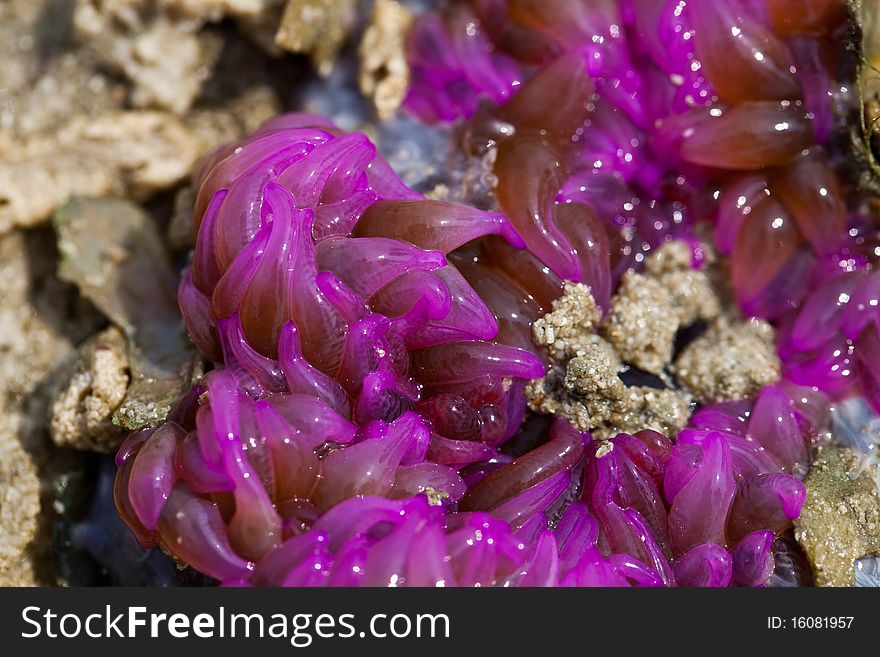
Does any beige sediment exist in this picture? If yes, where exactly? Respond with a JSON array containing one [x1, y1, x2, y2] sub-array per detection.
[[601, 271, 679, 376], [526, 242, 717, 439], [0, 413, 41, 587], [673, 317, 780, 403], [794, 444, 880, 587], [358, 0, 412, 120], [274, 0, 357, 76], [50, 327, 130, 453]]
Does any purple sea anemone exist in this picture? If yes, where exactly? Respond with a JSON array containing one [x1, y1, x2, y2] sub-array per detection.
[[113, 0, 873, 586], [114, 112, 589, 585]]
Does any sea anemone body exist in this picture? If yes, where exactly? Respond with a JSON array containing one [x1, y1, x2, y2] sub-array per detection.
[[115, 112, 586, 585], [114, 0, 873, 586]]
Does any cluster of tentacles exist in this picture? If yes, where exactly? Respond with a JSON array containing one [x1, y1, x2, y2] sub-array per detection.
[[113, 0, 872, 586], [114, 112, 582, 585]]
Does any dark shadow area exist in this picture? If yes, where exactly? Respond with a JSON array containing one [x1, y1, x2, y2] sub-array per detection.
[[34, 0, 76, 60], [672, 319, 708, 362], [500, 413, 554, 459], [201, 20, 309, 110], [619, 364, 667, 390], [22, 225, 106, 344]]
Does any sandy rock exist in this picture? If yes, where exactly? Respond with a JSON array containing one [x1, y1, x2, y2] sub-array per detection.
[[525, 282, 691, 439], [0, 52, 124, 138], [50, 327, 130, 453], [0, 413, 41, 587], [0, 232, 87, 406], [564, 339, 625, 399], [527, 334, 626, 433], [0, 0, 284, 235], [75, 0, 223, 114], [602, 272, 678, 375], [359, 0, 412, 119], [795, 445, 880, 586], [0, 111, 203, 233], [184, 84, 282, 152], [0, 229, 100, 587], [161, 0, 279, 20], [593, 386, 692, 441], [532, 282, 603, 362], [275, 0, 357, 75], [674, 318, 780, 403], [54, 197, 202, 432], [645, 241, 720, 326], [527, 241, 724, 439]]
